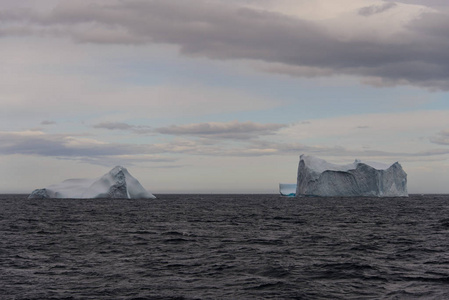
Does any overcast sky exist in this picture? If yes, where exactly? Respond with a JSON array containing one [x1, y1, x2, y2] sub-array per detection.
[[2, 0, 449, 194]]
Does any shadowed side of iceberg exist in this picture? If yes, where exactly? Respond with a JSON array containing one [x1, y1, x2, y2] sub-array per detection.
[[296, 155, 408, 197], [28, 166, 156, 199]]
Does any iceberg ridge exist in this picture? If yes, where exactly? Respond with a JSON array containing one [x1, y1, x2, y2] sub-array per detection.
[[28, 166, 156, 199], [296, 155, 408, 197]]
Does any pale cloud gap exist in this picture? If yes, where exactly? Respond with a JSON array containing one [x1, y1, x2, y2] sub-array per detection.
[[279, 110, 449, 144], [2, 0, 449, 89]]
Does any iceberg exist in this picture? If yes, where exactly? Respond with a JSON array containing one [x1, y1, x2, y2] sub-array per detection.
[[28, 166, 156, 199], [279, 183, 297, 197], [296, 155, 408, 197]]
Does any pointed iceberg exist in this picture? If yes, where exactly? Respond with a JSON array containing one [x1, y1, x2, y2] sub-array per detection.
[[28, 166, 156, 199], [279, 184, 297, 197], [296, 155, 408, 197]]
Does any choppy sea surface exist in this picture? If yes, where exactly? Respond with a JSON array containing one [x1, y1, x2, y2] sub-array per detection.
[[2, 194, 449, 299]]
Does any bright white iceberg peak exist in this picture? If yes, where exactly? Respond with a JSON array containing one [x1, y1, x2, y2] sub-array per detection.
[[28, 166, 156, 199], [297, 155, 408, 197]]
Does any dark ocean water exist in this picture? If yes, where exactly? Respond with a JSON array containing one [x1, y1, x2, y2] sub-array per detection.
[[1, 194, 449, 299]]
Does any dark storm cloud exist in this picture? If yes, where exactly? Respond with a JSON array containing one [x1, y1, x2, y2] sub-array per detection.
[[155, 121, 288, 139], [4, 0, 449, 89]]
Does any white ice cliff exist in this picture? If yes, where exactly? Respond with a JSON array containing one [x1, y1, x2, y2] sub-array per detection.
[[28, 166, 156, 199], [279, 184, 297, 197], [296, 155, 408, 197]]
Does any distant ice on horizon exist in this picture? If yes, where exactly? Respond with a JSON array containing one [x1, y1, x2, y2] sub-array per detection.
[[279, 183, 296, 197]]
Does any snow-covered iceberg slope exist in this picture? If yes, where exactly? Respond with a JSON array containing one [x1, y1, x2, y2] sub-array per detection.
[[28, 166, 156, 199], [296, 155, 408, 197], [279, 184, 297, 197]]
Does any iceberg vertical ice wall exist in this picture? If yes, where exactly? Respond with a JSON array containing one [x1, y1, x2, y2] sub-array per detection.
[[28, 166, 156, 199], [296, 155, 408, 197]]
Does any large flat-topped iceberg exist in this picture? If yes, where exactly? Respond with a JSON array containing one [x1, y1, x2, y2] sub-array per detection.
[[296, 155, 408, 197], [29, 166, 156, 199]]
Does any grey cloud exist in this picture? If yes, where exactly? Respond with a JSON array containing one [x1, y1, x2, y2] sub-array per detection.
[[412, 148, 449, 156], [0, 130, 303, 160], [148, 165, 186, 169], [0, 130, 256, 159], [247, 140, 449, 159], [155, 121, 288, 139], [2, 130, 449, 168], [5, 0, 449, 89], [93, 122, 153, 134], [430, 130, 449, 145], [94, 122, 134, 130], [385, 0, 447, 8], [409, 12, 449, 38], [255, 63, 334, 78], [0, 131, 181, 166], [358, 3, 397, 16], [0, 131, 146, 157], [0, 131, 184, 162], [76, 156, 177, 167], [41, 120, 56, 125]]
